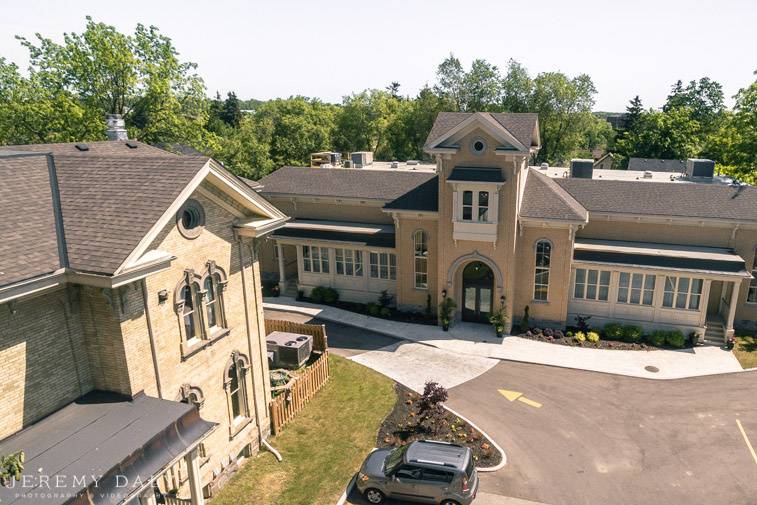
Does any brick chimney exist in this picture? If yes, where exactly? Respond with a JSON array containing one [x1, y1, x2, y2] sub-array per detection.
[[105, 114, 128, 141]]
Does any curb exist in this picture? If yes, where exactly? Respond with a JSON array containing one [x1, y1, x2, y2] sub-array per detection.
[[336, 474, 356, 505], [443, 405, 507, 472], [264, 300, 751, 381]]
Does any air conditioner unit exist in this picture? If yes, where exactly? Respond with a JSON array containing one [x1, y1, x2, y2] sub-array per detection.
[[266, 331, 313, 369], [350, 151, 374, 168]]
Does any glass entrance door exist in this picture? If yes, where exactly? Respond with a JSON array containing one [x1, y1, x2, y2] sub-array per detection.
[[461, 261, 494, 323]]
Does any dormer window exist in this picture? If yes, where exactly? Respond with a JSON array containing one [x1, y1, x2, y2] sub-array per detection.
[[461, 190, 490, 223]]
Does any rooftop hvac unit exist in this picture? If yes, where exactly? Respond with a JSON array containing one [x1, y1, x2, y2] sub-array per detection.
[[686, 159, 715, 178], [266, 331, 313, 369], [343, 160, 353, 168], [570, 159, 594, 179], [310, 152, 342, 168], [406, 160, 419, 166], [350, 151, 374, 168], [391, 161, 399, 168], [540, 163, 549, 170]]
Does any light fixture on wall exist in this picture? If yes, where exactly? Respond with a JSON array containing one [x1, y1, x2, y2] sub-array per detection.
[[500, 295, 506, 305], [158, 289, 169, 303], [441, 289, 447, 299]]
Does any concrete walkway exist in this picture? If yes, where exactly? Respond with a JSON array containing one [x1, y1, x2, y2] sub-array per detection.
[[264, 297, 743, 380]]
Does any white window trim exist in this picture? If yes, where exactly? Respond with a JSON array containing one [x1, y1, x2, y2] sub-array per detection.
[[662, 275, 704, 311], [369, 251, 397, 280], [617, 272, 656, 307], [302, 245, 330, 274], [533, 240, 551, 302], [335, 248, 363, 277], [573, 268, 611, 302], [747, 249, 757, 304]]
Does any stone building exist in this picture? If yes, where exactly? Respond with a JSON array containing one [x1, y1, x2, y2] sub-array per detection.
[[259, 112, 757, 343], [0, 136, 286, 505]]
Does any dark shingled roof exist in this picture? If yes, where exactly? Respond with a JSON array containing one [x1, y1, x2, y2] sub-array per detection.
[[573, 249, 746, 274], [53, 154, 209, 274], [383, 176, 439, 212], [447, 167, 506, 183], [555, 178, 757, 222], [0, 153, 64, 287], [0, 391, 216, 505], [425, 112, 539, 150], [520, 169, 588, 222], [1, 140, 174, 157], [627, 158, 685, 172], [258, 166, 437, 201]]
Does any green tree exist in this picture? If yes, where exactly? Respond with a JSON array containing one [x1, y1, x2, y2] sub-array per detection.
[[221, 91, 242, 127], [501, 59, 533, 112], [335, 89, 403, 158], [625, 95, 643, 132], [617, 107, 701, 161]]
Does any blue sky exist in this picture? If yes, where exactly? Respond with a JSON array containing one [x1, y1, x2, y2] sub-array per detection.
[[1, 0, 755, 111]]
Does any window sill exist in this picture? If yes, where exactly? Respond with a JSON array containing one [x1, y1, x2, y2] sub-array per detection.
[[181, 327, 231, 360], [229, 416, 252, 439], [530, 299, 549, 304]]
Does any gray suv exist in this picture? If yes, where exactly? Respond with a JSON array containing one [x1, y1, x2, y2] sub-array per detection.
[[356, 440, 479, 505]]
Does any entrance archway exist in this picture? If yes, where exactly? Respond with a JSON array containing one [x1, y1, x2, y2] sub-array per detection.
[[462, 261, 494, 323]]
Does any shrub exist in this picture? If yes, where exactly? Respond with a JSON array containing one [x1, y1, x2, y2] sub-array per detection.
[[323, 287, 339, 304], [425, 294, 432, 318], [603, 323, 623, 341], [378, 290, 393, 308], [622, 325, 644, 344], [666, 330, 686, 349], [566, 331, 574, 338], [587, 331, 600, 343], [554, 330, 565, 339], [309, 286, 325, 303], [367, 303, 380, 317], [379, 307, 392, 318], [544, 328, 554, 337], [262, 280, 280, 297], [647, 330, 667, 347], [521, 305, 530, 331], [574, 314, 591, 333], [532, 327, 543, 336], [418, 381, 448, 424], [574, 331, 586, 342]]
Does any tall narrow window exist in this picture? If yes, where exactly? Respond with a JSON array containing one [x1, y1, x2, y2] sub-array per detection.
[[182, 285, 199, 340], [478, 191, 489, 222], [224, 352, 250, 432], [229, 361, 242, 419], [533, 240, 551, 301], [462, 191, 473, 221], [749, 250, 757, 303], [414, 230, 428, 289], [204, 275, 218, 328]]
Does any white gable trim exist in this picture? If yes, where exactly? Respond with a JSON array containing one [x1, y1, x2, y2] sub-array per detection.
[[425, 112, 528, 153], [114, 159, 287, 275]]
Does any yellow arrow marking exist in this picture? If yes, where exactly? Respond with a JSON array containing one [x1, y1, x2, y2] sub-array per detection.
[[498, 389, 523, 402], [517, 396, 542, 408]]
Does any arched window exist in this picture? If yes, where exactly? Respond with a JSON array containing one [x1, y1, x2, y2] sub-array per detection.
[[534, 240, 551, 301], [224, 351, 250, 433], [179, 384, 205, 409], [414, 230, 428, 289], [204, 275, 221, 328], [748, 248, 757, 303]]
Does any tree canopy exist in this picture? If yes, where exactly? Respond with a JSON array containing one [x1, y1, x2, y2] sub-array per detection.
[[0, 19, 754, 183]]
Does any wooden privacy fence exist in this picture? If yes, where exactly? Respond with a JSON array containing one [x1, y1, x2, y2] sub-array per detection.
[[266, 319, 330, 434]]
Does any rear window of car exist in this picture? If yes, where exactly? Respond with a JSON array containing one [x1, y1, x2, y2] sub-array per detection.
[[465, 456, 475, 478], [422, 468, 454, 483], [384, 445, 409, 475]]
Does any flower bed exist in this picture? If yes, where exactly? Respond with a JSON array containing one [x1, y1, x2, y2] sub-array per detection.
[[519, 328, 654, 351], [376, 384, 501, 468]]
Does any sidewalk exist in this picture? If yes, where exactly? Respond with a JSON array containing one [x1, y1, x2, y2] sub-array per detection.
[[264, 297, 744, 380]]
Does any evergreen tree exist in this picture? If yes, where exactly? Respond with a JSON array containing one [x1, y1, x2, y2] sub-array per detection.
[[625, 95, 643, 132], [221, 91, 242, 127]]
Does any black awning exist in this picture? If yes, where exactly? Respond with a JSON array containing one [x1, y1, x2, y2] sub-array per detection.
[[573, 249, 747, 274], [0, 391, 216, 505], [447, 167, 506, 183], [273, 227, 395, 248]]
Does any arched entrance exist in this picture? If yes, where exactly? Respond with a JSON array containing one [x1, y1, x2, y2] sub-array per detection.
[[462, 261, 494, 323]]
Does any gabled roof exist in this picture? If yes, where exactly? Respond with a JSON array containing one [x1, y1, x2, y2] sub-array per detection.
[[2, 139, 174, 157], [0, 153, 64, 287], [520, 169, 588, 223], [627, 158, 685, 173], [258, 166, 437, 202], [424, 112, 540, 152], [0, 141, 287, 294], [555, 177, 757, 222]]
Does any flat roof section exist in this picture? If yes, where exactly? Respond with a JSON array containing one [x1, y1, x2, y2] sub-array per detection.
[[0, 391, 216, 505], [272, 220, 395, 248], [573, 239, 750, 277]]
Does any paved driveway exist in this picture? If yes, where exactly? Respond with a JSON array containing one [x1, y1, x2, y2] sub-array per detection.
[[447, 361, 757, 505]]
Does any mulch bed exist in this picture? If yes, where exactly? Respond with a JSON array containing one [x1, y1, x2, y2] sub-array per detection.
[[300, 297, 438, 326], [376, 384, 501, 468], [518, 330, 654, 351]]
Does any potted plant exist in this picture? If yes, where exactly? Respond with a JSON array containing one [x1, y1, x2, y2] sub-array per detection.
[[726, 334, 736, 350], [489, 301, 508, 338], [438, 297, 456, 331]]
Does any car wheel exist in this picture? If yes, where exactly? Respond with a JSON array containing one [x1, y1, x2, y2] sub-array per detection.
[[441, 501, 461, 505], [363, 488, 385, 504]]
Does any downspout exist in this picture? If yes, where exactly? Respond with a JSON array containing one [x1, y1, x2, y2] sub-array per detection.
[[238, 236, 282, 462], [141, 279, 164, 399]]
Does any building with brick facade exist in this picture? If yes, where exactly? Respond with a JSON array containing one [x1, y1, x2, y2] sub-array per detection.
[[0, 133, 286, 505], [259, 112, 757, 344]]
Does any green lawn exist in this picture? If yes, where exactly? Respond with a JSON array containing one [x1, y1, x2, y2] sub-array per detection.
[[733, 334, 757, 369], [211, 355, 395, 505]]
